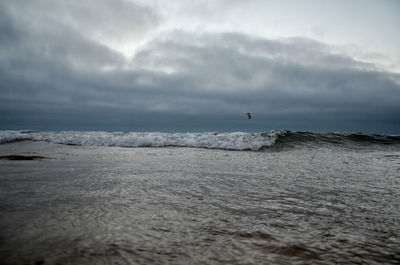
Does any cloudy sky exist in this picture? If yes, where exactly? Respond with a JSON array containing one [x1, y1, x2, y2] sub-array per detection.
[[1, 0, 399, 133]]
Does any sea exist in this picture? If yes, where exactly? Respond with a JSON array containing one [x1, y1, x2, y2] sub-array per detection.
[[0, 130, 399, 265]]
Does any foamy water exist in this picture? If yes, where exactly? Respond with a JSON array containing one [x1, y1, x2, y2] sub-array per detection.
[[0, 131, 282, 150]]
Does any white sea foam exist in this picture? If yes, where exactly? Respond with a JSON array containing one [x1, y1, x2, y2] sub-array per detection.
[[0, 131, 282, 150]]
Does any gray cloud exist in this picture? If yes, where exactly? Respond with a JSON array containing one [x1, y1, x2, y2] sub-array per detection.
[[132, 32, 400, 115], [0, 1, 399, 133], [3, 0, 160, 44]]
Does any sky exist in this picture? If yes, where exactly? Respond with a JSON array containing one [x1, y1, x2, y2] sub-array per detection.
[[0, 0, 399, 133]]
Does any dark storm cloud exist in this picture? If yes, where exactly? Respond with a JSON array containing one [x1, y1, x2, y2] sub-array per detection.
[[132, 32, 400, 118], [0, 0, 157, 108], [0, 1, 399, 132]]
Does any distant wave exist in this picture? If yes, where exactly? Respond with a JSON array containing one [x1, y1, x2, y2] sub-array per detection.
[[272, 131, 400, 149], [0, 130, 399, 151]]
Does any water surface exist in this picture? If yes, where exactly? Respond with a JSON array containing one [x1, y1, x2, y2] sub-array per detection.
[[0, 135, 399, 264]]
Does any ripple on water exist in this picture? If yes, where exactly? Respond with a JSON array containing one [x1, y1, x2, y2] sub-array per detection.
[[1, 142, 400, 264]]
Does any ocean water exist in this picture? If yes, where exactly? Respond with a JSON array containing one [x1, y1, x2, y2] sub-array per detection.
[[0, 131, 399, 264]]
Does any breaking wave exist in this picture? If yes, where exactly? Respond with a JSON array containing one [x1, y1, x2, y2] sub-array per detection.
[[0, 130, 399, 151], [0, 131, 282, 151]]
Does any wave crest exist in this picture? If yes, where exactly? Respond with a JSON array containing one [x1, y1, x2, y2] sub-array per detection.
[[0, 131, 283, 151]]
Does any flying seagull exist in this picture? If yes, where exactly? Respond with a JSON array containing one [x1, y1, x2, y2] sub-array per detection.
[[246, 113, 252, 119]]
